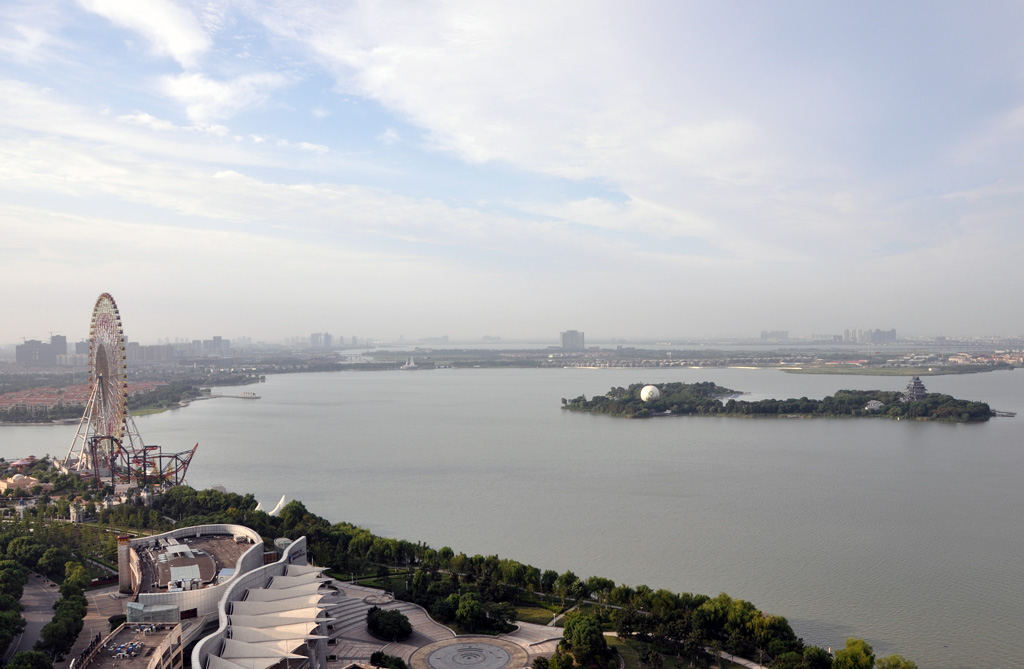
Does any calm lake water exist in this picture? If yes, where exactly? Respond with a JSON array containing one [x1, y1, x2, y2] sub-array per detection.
[[4, 367, 1023, 668]]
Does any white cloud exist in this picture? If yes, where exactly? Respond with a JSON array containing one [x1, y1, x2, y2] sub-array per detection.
[[0, 24, 55, 63], [78, 0, 210, 68], [5, 2, 1024, 339], [297, 141, 328, 154], [116, 112, 233, 137], [250, 1, 1024, 268], [377, 128, 400, 145], [952, 100, 1024, 166], [116, 112, 180, 132], [161, 71, 289, 121], [0, 79, 267, 165]]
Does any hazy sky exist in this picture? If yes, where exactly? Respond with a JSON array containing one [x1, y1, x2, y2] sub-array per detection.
[[3, 1, 1024, 344]]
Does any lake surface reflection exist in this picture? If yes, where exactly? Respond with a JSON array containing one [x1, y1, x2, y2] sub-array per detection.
[[6, 367, 1023, 668]]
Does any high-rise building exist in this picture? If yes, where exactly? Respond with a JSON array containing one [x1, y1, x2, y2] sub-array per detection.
[[760, 330, 788, 341], [560, 330, 585, 351], [15, 336, 63, 366], [16, 340, 48, 365], [50, 334, 67, 356], [322, 332, 333, 348], [310, 332, 322, 347]]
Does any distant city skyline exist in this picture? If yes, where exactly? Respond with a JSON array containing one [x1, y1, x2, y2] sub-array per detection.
[[6, 322, 1021, 353], [3, 2, 1024, 342]]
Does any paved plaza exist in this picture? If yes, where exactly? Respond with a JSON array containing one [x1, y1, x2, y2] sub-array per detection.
[[409, 638, 527, 669], [327, 583, 562, 669]]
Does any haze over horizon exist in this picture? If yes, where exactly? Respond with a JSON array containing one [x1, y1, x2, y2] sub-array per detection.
[[3, 1, 1024, 344]]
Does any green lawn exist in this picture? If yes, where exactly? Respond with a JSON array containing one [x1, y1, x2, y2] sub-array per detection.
[[515, 605, 558, 625], [606, 637, 640, 669], [608, 636, 751, 669]]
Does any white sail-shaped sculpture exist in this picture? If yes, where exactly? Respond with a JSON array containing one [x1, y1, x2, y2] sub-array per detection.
[[268, 495, 287, 517]]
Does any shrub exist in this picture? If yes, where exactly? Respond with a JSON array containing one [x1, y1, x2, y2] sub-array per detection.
[[366, 606, 412, 641]]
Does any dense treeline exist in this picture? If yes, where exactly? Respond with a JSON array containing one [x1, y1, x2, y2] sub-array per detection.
[[0, 557, 29, 660], [126, 380, 205, 412], [0, 527, 93, 666], [564, 383, 992, 423], [563, 382, 736, 418]]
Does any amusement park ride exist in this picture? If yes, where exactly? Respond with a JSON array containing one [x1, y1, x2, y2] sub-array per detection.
[[60, 293, 197, 487]]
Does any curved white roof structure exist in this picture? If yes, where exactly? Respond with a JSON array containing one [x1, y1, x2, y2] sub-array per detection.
[[268, 495, 287, 517], [193, 538, 333, 669]]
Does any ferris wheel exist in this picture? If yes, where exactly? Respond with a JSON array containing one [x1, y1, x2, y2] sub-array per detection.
[[63, 293, 199, 487], [63, 293, 131, 476], [90, 293, 128, 440]]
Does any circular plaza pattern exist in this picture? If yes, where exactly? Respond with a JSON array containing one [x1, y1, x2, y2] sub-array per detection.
[[411, 638, 527, 669]]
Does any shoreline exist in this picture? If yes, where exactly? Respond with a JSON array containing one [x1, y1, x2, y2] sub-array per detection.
[[1, 364, 1012, 426]]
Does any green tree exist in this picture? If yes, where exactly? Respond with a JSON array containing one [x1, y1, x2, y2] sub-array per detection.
[[640, 646, 663, 669], [548, 652, 574, 669], [540, 569, 558, 594], [6, 651, 54, 669], [585, 576, 614, 605], [563, 614, 607, 666], [875, 655, 916, 669], [411, 568, 431, 596], [833, 638, 874, 669], [0, 598, 27, 661], [484, 601, 517, 631], [365, 606, 412, 641], [36, 547, 72, 580], [369, 651, 408, 669], [456, 593, 485, 630], [554, 570, 578, 607], [6, 536, 45, 567], [803, 646, 834, 669], [770, 651, 805, 669], [613, 606, 639, 639]]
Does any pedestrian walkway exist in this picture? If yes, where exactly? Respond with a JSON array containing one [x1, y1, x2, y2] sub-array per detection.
[[548, 603, 578, 627], [502, 622, 562, 658], [703, 647, 764, 669]]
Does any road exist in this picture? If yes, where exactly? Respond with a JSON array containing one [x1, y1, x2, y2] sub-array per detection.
[[3, 572, 61, 663]]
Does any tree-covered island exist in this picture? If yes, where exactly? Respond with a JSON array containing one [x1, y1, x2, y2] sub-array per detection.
[[562, 381, 993, 422]]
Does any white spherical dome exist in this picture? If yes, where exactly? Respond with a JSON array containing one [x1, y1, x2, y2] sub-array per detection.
[[640, 385, 660, 402]]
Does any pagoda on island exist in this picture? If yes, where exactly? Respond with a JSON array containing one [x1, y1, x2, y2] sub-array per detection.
[[903, 376, 928, 402]]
